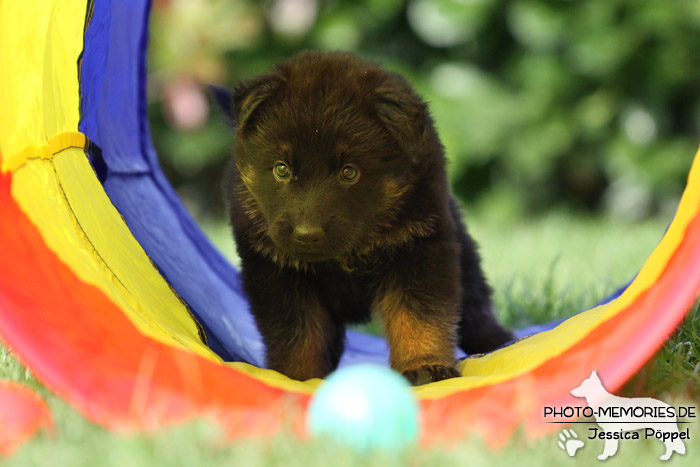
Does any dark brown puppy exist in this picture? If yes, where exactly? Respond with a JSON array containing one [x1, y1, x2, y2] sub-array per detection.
[[222, 50, 513, 385]]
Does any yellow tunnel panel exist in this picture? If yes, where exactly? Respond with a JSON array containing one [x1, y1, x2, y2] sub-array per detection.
[[0, 0, 86, 160], [10, 146, 220, 362]]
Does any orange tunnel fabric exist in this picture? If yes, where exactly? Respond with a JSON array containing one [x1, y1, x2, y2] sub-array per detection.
[[0, 381, 53, 455]]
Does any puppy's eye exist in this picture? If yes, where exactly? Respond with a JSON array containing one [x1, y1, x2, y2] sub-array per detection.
[[340, 164, 359, 182], [273, 162, 291, 179]]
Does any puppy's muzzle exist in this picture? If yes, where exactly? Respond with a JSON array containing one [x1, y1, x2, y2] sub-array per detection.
[[293, 224, 325, 245]]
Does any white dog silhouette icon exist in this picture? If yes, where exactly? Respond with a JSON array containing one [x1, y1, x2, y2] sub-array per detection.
[[570, 370, 686, 461]]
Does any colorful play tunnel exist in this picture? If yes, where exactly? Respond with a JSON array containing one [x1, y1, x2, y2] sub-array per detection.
[[1, 0, 699, 451]]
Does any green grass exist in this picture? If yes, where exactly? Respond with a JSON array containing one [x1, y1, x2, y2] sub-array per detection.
[[2, 211, 699, 466], [623, 301, 700, 399], [472, 210, 670, 326]]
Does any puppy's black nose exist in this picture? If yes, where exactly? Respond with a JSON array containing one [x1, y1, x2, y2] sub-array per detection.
[[293, 225, 325, 244]]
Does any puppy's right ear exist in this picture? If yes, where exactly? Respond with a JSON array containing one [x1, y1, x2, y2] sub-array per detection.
[[233, 74, 284, 133], [208, 84, 235, 124]]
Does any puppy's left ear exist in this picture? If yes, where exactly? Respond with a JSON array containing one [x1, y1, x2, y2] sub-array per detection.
[[372, 80, 427, 158]]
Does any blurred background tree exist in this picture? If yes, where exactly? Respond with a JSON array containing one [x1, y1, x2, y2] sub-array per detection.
[[147, 0, 700, 226]]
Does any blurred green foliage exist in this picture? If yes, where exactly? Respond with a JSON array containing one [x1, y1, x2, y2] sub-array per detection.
[[147, 0, 700, 221]]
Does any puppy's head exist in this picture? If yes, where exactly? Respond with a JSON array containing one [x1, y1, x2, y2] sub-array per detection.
[[228, 51, 433, 265]]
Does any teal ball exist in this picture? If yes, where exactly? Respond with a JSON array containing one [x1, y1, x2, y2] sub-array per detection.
[[307, 364, 420, 451]]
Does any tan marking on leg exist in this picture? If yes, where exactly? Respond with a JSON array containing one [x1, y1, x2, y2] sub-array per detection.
[[284, 326, 333, 381], [375, 288, 457, 374], [268, 299, 339, 381]]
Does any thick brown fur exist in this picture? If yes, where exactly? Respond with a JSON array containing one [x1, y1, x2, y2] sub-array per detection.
[[223, 51, 513, 385]]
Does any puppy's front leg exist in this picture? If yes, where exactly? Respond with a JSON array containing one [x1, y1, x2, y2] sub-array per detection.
[[373, 239, 462, 385], [240, 256, 344, 381]]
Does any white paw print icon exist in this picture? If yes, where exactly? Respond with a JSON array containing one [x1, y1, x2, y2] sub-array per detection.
[[558, 428, 584, 457]]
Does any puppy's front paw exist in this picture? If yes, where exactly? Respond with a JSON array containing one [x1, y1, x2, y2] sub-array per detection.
[[403, 364, 461, 386]]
